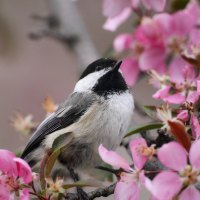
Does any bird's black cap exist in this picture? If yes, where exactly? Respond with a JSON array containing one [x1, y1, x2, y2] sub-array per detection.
[[79, 58, 117, 80]]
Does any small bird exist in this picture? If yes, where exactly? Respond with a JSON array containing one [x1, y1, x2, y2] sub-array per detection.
[[21, 58, 134, 177]]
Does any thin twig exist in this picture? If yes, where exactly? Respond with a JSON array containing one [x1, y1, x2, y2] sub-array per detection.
[[65, 183, 116, 200], [63, 156, 164, 200]]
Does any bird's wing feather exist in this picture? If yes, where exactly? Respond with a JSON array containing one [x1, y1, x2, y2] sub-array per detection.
[[21, 92, 98, 159]]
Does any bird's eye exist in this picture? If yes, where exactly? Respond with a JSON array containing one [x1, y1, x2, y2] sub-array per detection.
[[96, 66, 103, 71]]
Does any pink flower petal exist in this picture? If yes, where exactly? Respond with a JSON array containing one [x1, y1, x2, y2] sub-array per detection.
[[142, 0, 166, 12], [189, 139, 200, 169], [168, 57, 188, 83], [113, 33, 133, 52], [171, 1, 199, 36], [189, 29, 200, 45], [179, 186, 200, 200], [182, 65, 195, 81], [102, 0, 130, 18], [13, 158, 32, 183], [139, 47, 165, 71], [135, 17, 163, 46], [103, 8, 131, 31], [163, 93, 185, 104], [145, 171, 182, 200], [190, 114, 200, 139], [129, 138, 148, 170], [197, 80, 200, 93], [153, 86, 170, 99], [131, 0, 140, 8], [144, 177, 154, 195], [0, 182, 10, 200], [114, 178, 139, 200], [177, 110, 189, 122], [187, 92, 200, 104], [20, 189, 30, 200], [120, 58, 140, 86], [154, 13, 173, 37], [157, 142, 187, 171], [0, 149, 16, 175], [98, 144, 131, 171]]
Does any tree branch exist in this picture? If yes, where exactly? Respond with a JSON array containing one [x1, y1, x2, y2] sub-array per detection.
[[29, 0, 100, 72], [48, 0, 100, 71], [65, 183, 116, 200], [63, 156, 164, 199]]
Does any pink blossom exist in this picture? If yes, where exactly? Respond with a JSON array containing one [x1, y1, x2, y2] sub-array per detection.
[[190, 114, 200, 139], [102, 0, 166, 31], [145, 171, 182, 200], [168, 57, 191, 84], [103, 8, 132, 32], [98, 144, 132, 172], [152, 58, 200, 104], [98, 138, 153, 200], [134, 17, 164, 47], [138, 46, 165, 71], [197, 80, 200, 93], [146, 141, 200, 200], [102, 0, 130, 18], [187, 91, 200, 104], [138, 1, 200, 71], [179, 186, 200, 200], [162, 93, 186, 104], [0, 149, 32, 200], [113, 33, 133, 52], [113, 1, 200, 86], [152, 86, 170, 99], [177, 110, 189, 122], [120, 58, 140, 86]]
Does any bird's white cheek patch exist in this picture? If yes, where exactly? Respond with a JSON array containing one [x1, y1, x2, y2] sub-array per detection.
[[74, 70, 107, 92]]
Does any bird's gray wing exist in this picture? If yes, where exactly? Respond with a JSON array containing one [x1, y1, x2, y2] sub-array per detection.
[[21, 92, 98, 160]]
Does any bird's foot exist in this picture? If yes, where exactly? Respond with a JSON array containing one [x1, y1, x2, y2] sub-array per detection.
[[68, 167, 89, 199], [68, 167, 80, 182], [77, 187, 89, 200]]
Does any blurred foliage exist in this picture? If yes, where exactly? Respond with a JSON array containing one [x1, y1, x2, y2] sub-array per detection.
[[125, 123, 163, 137], [0, 14, 16, 57], [170, 0, 190, 12]]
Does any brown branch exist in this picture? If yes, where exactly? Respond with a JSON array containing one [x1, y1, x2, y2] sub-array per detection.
[[29, 0, 100, 71], [65, 183, 116, 200], [88, 183, 116, 199], [63, 157, 164, 200]]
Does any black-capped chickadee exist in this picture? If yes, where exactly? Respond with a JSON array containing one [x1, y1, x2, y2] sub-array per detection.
[[21, 58, 134, 173]]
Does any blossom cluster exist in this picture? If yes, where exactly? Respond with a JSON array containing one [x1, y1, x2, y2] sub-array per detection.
[[104, 0, 200, 88], [99, 0, 200, 199], [0, 150, 32, 200], [99, 132, 200, 200]]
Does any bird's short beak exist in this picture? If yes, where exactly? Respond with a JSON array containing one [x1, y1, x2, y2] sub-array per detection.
[[112, 60, 122, 73]]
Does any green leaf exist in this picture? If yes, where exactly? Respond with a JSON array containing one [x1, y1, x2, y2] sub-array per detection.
[[62, 179, 101, 189], [39, 134, 73, 191], [170, 0, 189, 12], [15, 150, 22, 157], [125, 123, 163, 137], [44, 133, 73, 179], [142, 105, 157, 119], [89, 164, 113, 182], [44, 148, 62, 178], [52, 132, 72, 150], [40, 150, 52, 191]]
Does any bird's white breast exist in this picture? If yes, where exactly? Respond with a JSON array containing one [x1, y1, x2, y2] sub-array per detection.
[[95, 91, 134, 149], [45, 91, 134, 150]]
